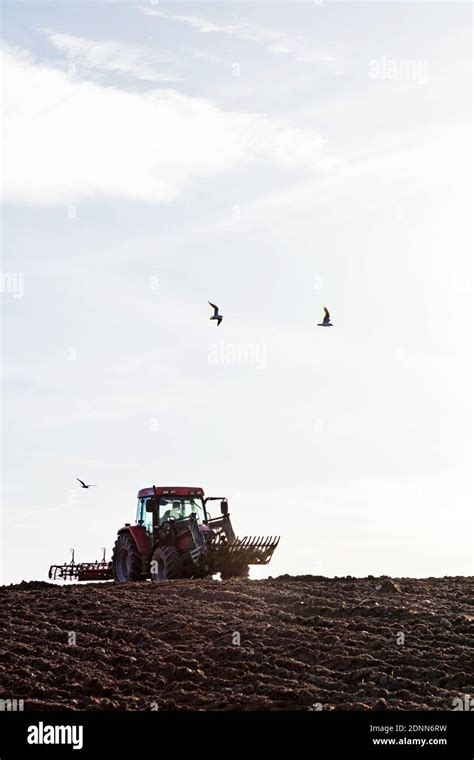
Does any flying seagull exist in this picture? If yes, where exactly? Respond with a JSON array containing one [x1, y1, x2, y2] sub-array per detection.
[[76, 478, 97, 489], [318, 307, 333, 327], [209, 301, 223, 326]]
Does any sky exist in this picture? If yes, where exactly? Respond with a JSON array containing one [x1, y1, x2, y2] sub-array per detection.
[[1, 1, 472, 585]]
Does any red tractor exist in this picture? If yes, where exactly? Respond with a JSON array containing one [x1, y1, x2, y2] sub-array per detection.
[[49, 485, 279, 582]]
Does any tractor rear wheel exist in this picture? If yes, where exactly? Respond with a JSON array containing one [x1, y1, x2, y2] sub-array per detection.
[[112, 533, 142, 583], [220, 565, 249, 580], [150, 546, 183, 581]]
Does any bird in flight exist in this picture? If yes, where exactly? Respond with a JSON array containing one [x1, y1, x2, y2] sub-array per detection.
[[209, 301, 223, 326], [318, 307, 333, 327], [76, 478, 97, 489]]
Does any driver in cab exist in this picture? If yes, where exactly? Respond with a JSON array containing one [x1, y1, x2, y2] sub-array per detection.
[[170, 500, 182, 519], [159, 499, 182, 524]]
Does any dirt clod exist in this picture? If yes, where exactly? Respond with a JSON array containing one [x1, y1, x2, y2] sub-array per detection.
[[376, 579, 402, 594]]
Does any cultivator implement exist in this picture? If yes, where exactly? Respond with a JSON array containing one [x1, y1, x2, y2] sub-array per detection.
[[49, 560, 113, 582], [206, 535, 280, 569]]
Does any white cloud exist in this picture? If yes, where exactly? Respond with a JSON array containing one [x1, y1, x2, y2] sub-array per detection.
[[44, 30, 181, 82], [184, 47, 224, 65], [143, 8, 336, 64], [142, 9, 283, 44], [2, 44, 328, 206], [205, 121, 470, 236]]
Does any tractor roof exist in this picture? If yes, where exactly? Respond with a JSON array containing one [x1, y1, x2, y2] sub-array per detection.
[[137, 486, 205, 499]]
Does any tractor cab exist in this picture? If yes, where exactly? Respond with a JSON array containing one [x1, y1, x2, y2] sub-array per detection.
[[136, 492, 206, 535], [137, 486, 208, 535]]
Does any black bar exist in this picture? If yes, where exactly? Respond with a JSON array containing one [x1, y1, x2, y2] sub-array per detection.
[[0, 711, 472, 758]]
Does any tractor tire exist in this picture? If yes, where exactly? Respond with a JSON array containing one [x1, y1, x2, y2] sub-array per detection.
[[220, 565, 249, 581], [112, 533, 143, 583], [150, 546, 183, 581]]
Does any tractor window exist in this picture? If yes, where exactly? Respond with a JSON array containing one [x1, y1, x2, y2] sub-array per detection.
[[159, 497, 205, 523], [136, 498, 153, 534], [143, 500, 153, 534], [136, 499, 145, 524]]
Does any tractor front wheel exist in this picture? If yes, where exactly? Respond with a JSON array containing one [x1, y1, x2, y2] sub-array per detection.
[[150, 546, 183, 581], [112, 533, 143, 583]]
